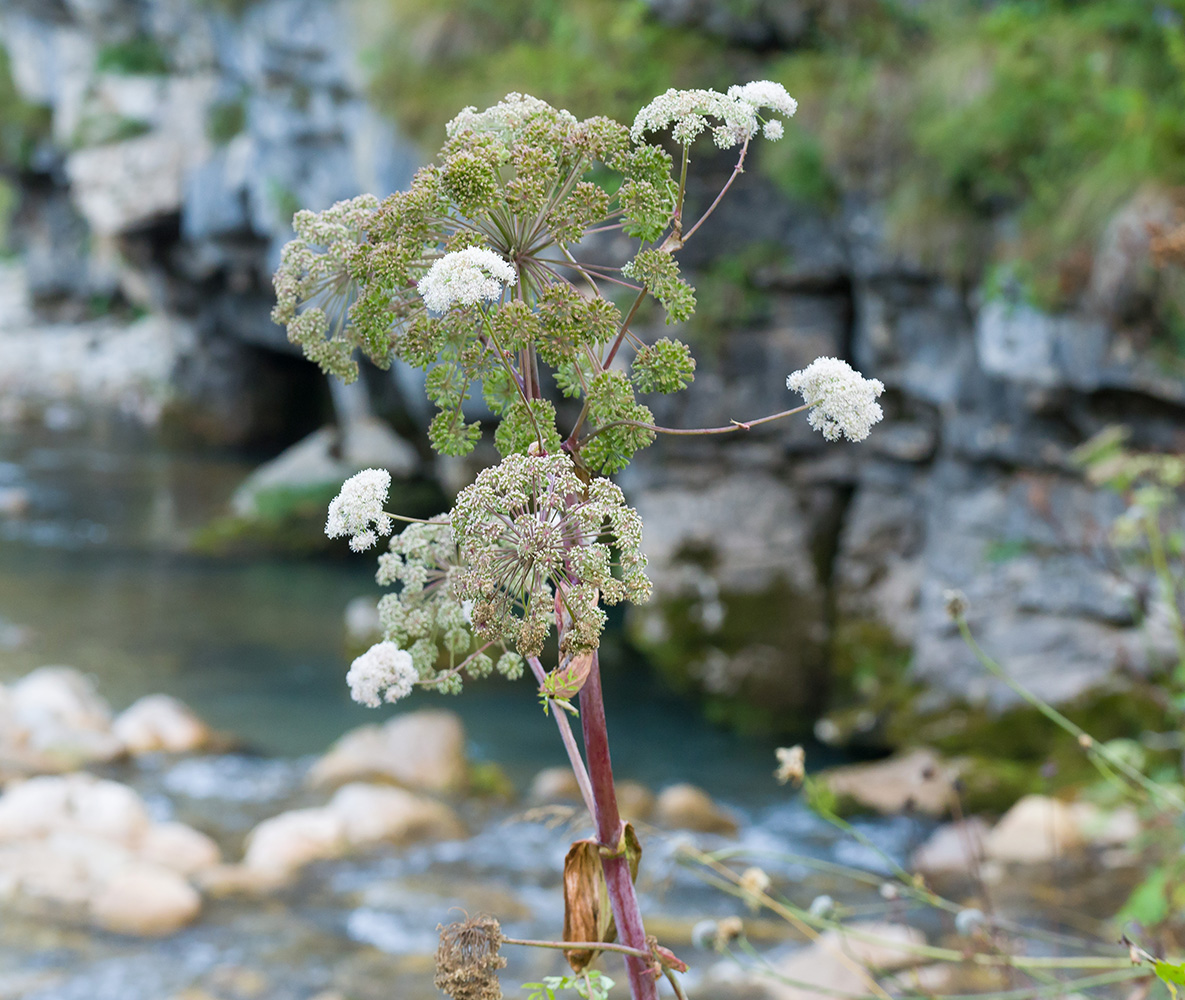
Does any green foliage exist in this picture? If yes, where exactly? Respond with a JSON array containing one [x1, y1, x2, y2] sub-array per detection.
[[764, 0, 1185, 300], [0, 46, 50, 170], [95, 38, 171, 76], [207, 97, 247, 145], [368, 0, 728, 143], [0, 178, 17, 256], [524, 971, 615, 1000], [72, 113, 153, 148]]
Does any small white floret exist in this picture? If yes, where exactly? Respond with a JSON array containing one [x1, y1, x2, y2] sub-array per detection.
[[763, 119, 784, 141], [631, 87, 758, 147], [417, 248, 517, 313], [326, 468, 393, 548], [727, 80, 798, 119], [786, 357, 885, 443], [446, 93, 574, 140], [346, 641, 418, 707]]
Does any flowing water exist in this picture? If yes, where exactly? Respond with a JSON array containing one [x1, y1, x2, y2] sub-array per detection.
[[0, 413, 928, 1000]]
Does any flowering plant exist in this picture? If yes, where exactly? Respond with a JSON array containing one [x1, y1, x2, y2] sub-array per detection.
[[275, 81, 882, 1000]]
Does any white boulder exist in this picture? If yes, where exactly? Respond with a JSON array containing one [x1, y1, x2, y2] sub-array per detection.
[[308, 709, 469, 793], [113, 694, 214, 754], [983, 795, 1083, 864], [0, 773, 218, 936]]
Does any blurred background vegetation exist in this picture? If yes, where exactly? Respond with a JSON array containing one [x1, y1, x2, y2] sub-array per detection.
[[362, 0, 1185, 327]]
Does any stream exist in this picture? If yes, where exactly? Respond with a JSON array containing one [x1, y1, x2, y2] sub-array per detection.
[[0, 413, 929, 1000]]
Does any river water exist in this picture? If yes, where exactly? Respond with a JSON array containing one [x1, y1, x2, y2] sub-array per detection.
[[0, 413, 927, 1000]]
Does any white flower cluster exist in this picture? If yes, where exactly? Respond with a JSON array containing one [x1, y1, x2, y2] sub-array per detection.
[[786, 357, 885, 443], [417, 248, 518, 313], [632, 80, 797, 148], [445, 92, 574, 141], [346, 641, 417, 707], [325, 468, 393, 551], [727, 80, 799, 120]]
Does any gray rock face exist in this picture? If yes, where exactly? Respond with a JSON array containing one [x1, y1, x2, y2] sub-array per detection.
[[4, 0, 1185, 738], [0, 0, 421, 443]]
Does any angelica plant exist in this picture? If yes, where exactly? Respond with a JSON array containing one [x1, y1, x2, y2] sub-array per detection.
[[278, 81, 882, 1000]]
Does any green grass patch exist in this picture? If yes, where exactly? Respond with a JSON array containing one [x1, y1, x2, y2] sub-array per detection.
[[0, 46, 51, 170], [366, 0, 731, 145], [96, 38, 171, 76], [207, 97, 247, 145]]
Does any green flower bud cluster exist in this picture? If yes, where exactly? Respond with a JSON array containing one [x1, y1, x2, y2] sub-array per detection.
[[374, 515, 524, 695], [621, 249, 696, 324], [449, 454, 650, 659], [269, 89, 717, 473]]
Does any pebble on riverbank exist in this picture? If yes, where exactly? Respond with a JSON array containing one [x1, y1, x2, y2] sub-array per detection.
[[308, 709, 469, 793], [0, 666, 221, 778], [0, 773, 218, 936], [202, 781, 465, 892]]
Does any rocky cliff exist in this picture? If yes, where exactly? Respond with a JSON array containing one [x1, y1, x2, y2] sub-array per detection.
[[2, 0, 1182, 750]]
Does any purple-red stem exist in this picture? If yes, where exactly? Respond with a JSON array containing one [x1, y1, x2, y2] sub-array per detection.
[[579, 653, 657, 1000]]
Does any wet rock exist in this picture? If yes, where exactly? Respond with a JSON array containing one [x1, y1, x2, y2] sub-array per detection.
[[983, 795, 1083, 864], [0, 487, 30, 518], [528, 766, 582, 803], [617, 780, 655, 823], [762, 921, 926, 1000], [0, 773, 217, 935], [329, 782, 464, 847], [308, 709, 469, 794], [88, 863, 202, 937], [626, 465, 834, 730], [822, 748, 958, 817], [237, 782, 464, 883], [139, 821, 222, 876], [1, 666, 123, 773], [0, 267, 196, 425], [527, 768, 652, 821], [0, 772, 148, 842], [910, 818, 989, 877], [1069, 802, 1141, 849], [654, 783, 738, 835], [1090, 188, 1179, 323], [240, 807, 347, 881], [230, 420, 419, 519], [113, 694, 215, 755]]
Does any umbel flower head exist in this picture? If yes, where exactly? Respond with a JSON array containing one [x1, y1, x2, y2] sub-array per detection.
[[450, 453, 650, 658], [270, 194, 380, 382], [374, 515, 526, 694], [325, 468, 393, 551], [346, 641, 417, 707], [632, 80, 797, 148], [417, 248, 517, 313], [786, 357, 885, 443]]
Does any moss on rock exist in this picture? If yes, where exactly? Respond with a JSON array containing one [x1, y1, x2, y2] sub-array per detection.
[[630, 577, 828, 735]]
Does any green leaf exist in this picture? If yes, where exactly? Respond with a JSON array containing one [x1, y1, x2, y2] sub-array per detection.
[[1156, 960, 1185, 999], [1117, 866, 1170, 928]]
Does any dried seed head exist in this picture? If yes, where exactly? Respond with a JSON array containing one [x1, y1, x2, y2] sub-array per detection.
[[943, 588, 969, 620], [434, 915, 507, 1000]]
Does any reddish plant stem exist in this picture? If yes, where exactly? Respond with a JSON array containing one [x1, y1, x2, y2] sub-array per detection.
[[578, 653, 657, 1000]]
